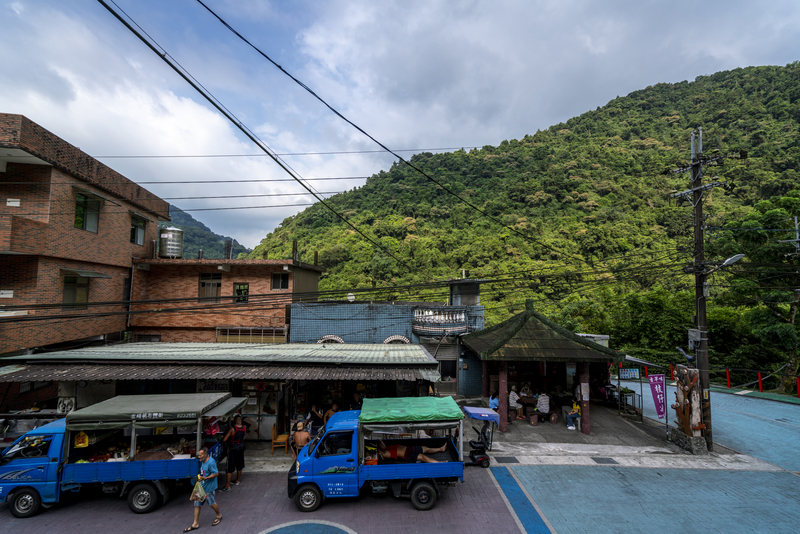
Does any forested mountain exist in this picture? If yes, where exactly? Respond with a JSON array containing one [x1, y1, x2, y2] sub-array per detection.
[[163, 205, 251, 259], [248, 63, 800, 390]]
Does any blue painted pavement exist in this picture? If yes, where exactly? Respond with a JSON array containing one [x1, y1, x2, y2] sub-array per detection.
[[492, 466, 551, 534], [511, 465, 800, 534], [622, 380, 800, 472]]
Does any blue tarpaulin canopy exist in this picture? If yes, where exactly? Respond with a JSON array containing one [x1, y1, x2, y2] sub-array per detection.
[[463, 406, 499, 425]]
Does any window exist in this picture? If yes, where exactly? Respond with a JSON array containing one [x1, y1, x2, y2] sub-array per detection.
[[316, 431, 353, 457], [1, 436, 53, 464], [272, 273, 289, 290], [63, 276, 90, 309], [199, 273, 222, 303], [74, 194, 99, 233], [233, 283, 249, 303], [130, 216, 146, 245]]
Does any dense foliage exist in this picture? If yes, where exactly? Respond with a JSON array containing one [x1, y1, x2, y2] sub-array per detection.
[[249, 63, 800, 390], [162, 205, 251, 260]]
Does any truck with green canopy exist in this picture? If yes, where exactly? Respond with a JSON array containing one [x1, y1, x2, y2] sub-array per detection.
[[0, 392, 246, 518], [288, 396, 465, 512]]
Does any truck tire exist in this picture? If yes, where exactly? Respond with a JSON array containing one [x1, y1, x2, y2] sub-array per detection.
[[9, 488, 41, 518], [294, 484, 322, 512], [410, 481, 437, 511], [127, 483, 160, 514]]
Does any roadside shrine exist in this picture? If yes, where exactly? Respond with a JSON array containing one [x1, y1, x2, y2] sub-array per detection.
[[462, 300, 624, 433]]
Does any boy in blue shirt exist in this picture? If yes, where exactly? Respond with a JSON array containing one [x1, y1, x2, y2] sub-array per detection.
[[185, 447, 222, 531]]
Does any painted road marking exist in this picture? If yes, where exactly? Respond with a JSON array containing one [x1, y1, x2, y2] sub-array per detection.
[[488, 466, 527, 534], [734, 390, 753, 395], [508, 467, 557, 534], [258, 521, 357, 534], [491, 466, 552, 534]]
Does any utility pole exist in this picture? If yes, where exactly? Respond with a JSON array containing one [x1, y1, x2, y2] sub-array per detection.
[[691, 129, 713, 452], [671, 128, 742, 452]]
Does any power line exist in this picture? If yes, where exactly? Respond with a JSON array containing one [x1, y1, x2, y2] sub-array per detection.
[[97, 1, 418, 275], [195, 0, 585, 264]]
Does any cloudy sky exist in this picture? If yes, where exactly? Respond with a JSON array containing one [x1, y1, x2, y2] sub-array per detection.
[[2, 0, 799, 248]]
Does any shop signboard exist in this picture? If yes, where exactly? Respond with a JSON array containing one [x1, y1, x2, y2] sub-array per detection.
[[619, 368, 639, 380], [648, 374, 666, 419]]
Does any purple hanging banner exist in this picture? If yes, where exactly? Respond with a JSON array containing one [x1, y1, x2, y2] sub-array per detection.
[[648, 374, 666, 419]]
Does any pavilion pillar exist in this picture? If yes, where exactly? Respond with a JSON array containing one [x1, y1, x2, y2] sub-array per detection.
[[579, 362, 590, 435], [482, 360, 490, 399], [499, 361, 508, 432]]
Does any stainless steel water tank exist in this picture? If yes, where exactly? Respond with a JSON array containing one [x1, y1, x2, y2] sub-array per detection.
[[158, 227, 184, 259]]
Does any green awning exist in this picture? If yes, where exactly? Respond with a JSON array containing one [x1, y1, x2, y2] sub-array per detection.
[[204, 397, 248, 419], [65, 392, 231, 431], [358, 397, 464, 424]]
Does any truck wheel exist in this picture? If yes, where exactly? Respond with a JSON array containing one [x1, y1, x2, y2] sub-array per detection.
[[10, 488, 41, 518], [294, 485, 322, 512], [411, 481, 437, 511], [479, 458, 491, 468], [127, 483, 160, 514]]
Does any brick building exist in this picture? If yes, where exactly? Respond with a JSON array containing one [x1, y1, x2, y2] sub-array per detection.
[[129, 257, 323, 343], [0, 113, 170, 357]]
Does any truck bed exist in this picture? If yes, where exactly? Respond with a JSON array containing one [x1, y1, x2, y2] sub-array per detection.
[[61, 440, 223, 485], [360, 439, 463, 482]]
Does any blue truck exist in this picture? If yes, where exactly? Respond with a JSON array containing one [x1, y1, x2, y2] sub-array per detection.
[[0, 392, 245, 518], [288, 397, 465, 512]]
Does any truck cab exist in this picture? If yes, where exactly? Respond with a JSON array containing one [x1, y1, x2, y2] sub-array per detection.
[[0, 419, 66, 517], [288, 397, 464, 513]]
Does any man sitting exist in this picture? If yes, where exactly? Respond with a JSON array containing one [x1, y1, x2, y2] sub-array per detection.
[[291, 422, 312, 460], [372, 439, 448, 463]]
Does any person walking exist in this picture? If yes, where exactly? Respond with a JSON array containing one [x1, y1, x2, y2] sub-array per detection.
[[185, 447, 222, 531], [220, 415, 246, 491]]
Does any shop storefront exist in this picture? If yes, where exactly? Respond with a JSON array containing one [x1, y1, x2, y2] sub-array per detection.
[[0, 343, 441, 439]]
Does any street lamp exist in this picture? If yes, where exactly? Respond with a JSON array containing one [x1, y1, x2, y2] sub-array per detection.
[[696, 252, 744, 452]]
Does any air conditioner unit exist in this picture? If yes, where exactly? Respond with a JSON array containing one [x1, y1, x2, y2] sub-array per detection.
[[57, 397, 77, 414]]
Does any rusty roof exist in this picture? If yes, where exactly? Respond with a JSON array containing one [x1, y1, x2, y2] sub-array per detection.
[[1, 342, 437, 365], [0, 363, 439, 382], [462, 300, 623, 363], [0, 343, 440, 382]]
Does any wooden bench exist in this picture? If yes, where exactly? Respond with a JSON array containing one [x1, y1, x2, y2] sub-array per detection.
[[528, 407, 558, 426]]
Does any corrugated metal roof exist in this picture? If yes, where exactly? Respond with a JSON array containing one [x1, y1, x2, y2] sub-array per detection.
[[3, 343, 437, 366], [0, 363, 439, 382]]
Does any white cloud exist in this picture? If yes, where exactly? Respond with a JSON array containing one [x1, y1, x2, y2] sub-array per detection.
[[2, 0, 800, 249]]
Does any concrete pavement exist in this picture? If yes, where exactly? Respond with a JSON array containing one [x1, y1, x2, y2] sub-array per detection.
[[622, 380, 800, 472]]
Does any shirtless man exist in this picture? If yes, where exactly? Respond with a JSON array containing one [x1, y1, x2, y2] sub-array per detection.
[[324, 403, 339, 424], [374, 439, 448, 463], [291, 422, 312, 460]]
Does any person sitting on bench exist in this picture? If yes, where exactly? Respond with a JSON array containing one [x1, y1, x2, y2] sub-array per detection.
[[535, 390, 550, 414], [373, 439, 447, 463], [566, 398, 581, 430]]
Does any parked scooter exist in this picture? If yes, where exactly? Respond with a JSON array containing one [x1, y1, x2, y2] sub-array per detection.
[[462, 406, 497, 468]]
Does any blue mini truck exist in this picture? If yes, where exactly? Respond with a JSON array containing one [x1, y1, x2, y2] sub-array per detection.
[[288, 396, 465, 512], [0, 393, 245, 518]]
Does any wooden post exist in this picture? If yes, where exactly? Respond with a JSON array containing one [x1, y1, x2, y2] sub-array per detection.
[[499, 361, 508, 432], [645, 366, 648, 378], [726, 369, 731, 388], [670, 363, 673, 380], [758, 372, 763, 392], [482, 360, 490, 399], [579, 362, 590, 435]]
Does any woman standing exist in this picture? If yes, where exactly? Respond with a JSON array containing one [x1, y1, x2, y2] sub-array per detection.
[[220, 415, 247, 491]]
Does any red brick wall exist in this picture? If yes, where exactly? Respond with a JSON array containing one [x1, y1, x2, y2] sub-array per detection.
[[0, 163, 52, 223], [0, 113, 168, 219], [0, 382, 60, 412], [130, 264, 290, 331], [133, 328, 218, 343], [0, 257, 130, 354]]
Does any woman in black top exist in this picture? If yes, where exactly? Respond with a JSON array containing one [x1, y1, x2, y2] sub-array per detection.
[[221, 415, 247, 491]]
